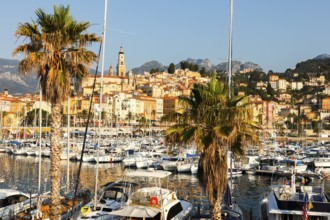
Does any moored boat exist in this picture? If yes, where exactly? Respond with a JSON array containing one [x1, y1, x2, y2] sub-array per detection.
[[77, 180, 138, 219], [260, 174, 330, 220], [0, 189, 38, 220], [110, 170, 193, 220]]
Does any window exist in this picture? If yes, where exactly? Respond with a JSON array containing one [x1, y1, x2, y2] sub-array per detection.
[[166, 202, 183, 220]]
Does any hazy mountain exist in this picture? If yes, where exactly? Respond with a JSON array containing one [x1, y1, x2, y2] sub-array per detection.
[[0, 58, 39, 95], [132, 58, 262, 75], [131, 60, 166, 74], [177, 58, 215, 71], [314, 54, 330, 60]]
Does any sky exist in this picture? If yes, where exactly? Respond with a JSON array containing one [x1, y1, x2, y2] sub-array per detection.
[[1, 0, 330, 73]]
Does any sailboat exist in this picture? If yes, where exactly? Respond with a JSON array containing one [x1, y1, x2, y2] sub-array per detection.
[[226, 151, 244, 220]]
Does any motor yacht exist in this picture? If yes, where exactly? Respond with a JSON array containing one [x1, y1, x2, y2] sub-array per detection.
[[110, 170, 193, 220]]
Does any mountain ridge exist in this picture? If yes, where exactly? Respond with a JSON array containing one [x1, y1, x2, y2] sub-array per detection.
[[0, 58, 39, 95], [1, 54, 329, 94], [131, 58, 263, 74]]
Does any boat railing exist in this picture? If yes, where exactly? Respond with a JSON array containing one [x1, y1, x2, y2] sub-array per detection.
[[259, 191, 269, 204], [129, 190, 173, 208], [130, 192, 160, 206], [60, 201, 84, 220], [0, 197, 38, 219]]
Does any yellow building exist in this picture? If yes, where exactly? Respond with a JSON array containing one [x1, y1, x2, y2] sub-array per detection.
[[163, 96, 184, 115], [82, 46, 132, 96], [82, 75, 131, 96], [0, 91, 50, 137], [136, 96, 157, 121], [321, 97, 330, 110], [269, 74, 279, 82]]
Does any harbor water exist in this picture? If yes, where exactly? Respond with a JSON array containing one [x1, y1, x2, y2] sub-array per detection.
[[0, 153, 329, 220]]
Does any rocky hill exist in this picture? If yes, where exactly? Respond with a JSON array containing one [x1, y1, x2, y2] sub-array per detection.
[[132, 58, 262, 74], [0, 58, 39, 95], [294, 54, 330, 74], [131, 60, 166, 74]]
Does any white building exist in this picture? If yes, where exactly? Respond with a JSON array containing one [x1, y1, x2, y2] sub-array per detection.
[[290, 81, 303, 90]]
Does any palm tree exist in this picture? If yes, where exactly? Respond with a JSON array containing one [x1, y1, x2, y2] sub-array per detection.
[[126, 111, 134, 125], [13, 5, 101, 219], [137, 115, 148, 135], [80, 109, 89, 126], [162, 73, 260, 219], [22, 108, 49, 126]]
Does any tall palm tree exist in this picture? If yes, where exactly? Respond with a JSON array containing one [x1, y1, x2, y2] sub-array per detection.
[[162, 73, 260, 219], [126, 111, 134, 125], [137, 115, 148, 135], [13, 5, 101, 219]]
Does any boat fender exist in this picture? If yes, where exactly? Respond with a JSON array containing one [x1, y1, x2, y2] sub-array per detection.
[[80, 206, 92, 217], [110, 153, 113, 162], [172, 192, 175, 200], [283, 178, 287, 185], [278, 187, 285, 199], [279, 187, 284, 195], [150, 197, 158, 205], [321, 171, 328, 179]]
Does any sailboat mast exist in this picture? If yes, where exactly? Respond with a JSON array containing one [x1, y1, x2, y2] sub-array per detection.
[[66, 94, 70, 193], [228, 0, 234, 99], [38, 85, 42, 193], [228, 0, 234, 193], [94, 0, 108, 210]]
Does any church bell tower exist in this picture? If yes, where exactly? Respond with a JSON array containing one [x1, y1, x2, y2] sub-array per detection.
[[117, 46, 126, 77]]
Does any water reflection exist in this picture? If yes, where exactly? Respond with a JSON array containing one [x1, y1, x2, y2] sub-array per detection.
[[2, 154, 329, 219], [0, 154, 209, 215]]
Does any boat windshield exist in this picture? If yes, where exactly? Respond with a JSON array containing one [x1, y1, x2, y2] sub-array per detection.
[[130, 187, 170, 207]]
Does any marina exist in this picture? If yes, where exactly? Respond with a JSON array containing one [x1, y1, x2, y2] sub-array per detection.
[[0, 0, 329, 219], [0, 142, 330, 219]]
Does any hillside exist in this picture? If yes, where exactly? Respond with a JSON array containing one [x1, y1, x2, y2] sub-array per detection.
[[294, 55, 330, 73], [2, 54, 330, 95], [0, 58, 39, 95]]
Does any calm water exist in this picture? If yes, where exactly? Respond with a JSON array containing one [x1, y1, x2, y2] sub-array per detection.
[[0, 154, 329, 220]]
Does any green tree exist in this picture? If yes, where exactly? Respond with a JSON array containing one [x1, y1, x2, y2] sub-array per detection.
[[180, 61, 188, 70], [150, 68, 160, 74], [162, 73, 260, 219], [125, 111, 134, 125], [167, 63, 175, 74], [199, 67, 207, 76], [137, 116, 148, 134], [249, 70, 267, 82], [266, 82, 275, 98], [13, 5, 101, 219], [22, 108, 49, 126], [78, 109, 89, 126], [180, 61, 199, 72]]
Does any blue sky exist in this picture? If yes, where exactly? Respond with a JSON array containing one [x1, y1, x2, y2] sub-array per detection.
[[1, 0, 330, 73]]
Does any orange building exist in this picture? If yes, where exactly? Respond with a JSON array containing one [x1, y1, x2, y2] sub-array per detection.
[[321, 97, 330, 110]]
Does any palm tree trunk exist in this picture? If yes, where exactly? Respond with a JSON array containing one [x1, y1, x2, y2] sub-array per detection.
[[49, 102, 62, 219], [212, 197, 222, 220]]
